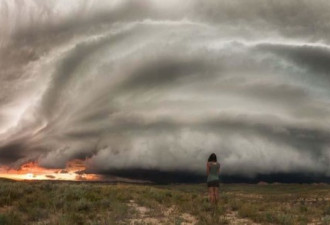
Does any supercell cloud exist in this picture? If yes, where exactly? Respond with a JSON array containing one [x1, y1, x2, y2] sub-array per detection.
[[1, 0, 330, 179]]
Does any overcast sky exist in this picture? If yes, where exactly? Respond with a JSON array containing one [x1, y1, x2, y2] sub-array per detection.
[[1, 0, 330, 179]]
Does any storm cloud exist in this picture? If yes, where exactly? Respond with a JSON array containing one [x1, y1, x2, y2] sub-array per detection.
[[1, 0, 330, 180]]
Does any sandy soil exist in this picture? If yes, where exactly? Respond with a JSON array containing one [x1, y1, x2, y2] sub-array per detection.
[[127, 200, 198, 225], [127, 199, 268, 225], [224, 211, 262, 225]]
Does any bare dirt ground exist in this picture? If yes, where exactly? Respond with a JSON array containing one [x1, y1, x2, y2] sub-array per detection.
[[127, 199, 198, 225], [224, 211, 262, 225], [0, 206, 12, 214], [127, 199, 265, 225]]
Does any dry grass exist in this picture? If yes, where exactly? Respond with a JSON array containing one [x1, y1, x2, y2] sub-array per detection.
[[0, 180, 329, 225]]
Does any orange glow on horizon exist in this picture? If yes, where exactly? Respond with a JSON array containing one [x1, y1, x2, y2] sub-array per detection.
[[0, 160, 102, 181]]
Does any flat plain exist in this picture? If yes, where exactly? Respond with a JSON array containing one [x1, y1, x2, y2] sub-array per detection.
[[0, 179, 329, 225]]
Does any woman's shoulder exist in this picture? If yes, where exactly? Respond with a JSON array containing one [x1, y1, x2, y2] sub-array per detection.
[[208, 161, 220, 166]]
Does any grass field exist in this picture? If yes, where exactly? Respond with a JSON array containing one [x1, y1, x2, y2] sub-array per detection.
[[0, 179, 329, 225]]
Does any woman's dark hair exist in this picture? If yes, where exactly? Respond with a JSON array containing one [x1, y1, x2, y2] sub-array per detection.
[[208, 153, 217, 162]]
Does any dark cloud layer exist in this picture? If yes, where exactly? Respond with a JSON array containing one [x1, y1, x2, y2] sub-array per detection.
[[256, 43, 330, 77], [1, 0, 330, 181]]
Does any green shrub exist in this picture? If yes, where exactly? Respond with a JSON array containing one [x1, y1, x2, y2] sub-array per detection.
[[238, 203, 258, 219], [275, 213, 294, 225], [0, 211, 23, 225], [74, 199, 92, 212], [322, 216, 330, 225]]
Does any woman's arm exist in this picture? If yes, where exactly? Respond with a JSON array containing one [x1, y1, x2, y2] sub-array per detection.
[[206, 162, 210, 175]]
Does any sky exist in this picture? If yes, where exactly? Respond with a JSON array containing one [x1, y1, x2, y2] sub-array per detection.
[[0, 0, 330, 181]]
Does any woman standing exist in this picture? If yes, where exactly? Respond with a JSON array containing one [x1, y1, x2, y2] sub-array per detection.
[[206, 153, 220, 204]]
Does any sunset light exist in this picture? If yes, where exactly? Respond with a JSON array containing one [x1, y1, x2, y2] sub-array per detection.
[[0, 160, 102, 181], [25, 173, 34, 180]]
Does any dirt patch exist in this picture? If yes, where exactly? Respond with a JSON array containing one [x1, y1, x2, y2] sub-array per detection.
[[308, 218, 326, 225], [181, 213, 198, 225], [127, 200, 198, 225], [128, 200, 150, 215], [225, 211, 262, 225], [0, 206, 12, 213]]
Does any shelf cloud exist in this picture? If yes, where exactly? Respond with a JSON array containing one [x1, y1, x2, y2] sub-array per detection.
[[1, 0, 330, 180]]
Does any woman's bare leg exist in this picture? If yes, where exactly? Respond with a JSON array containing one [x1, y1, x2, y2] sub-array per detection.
[[214, 187, 219, 204], [208, 187, 214, 203], [211, 187, 216, 204]]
